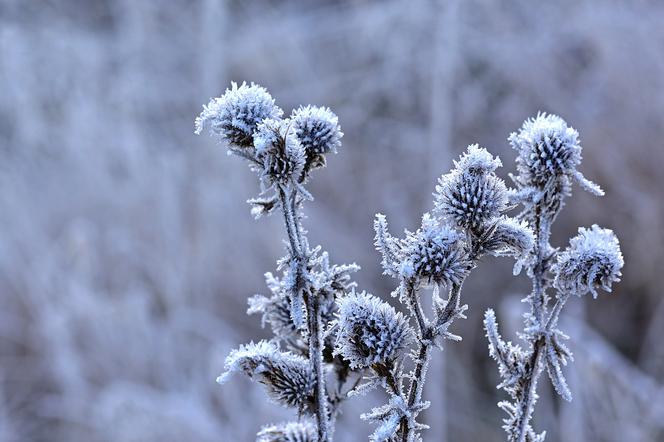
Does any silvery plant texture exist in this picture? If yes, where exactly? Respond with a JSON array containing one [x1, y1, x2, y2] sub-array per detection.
[[196, 85, 623, 442]]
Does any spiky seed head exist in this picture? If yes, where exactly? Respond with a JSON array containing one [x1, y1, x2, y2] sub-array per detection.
[[509, 112, 603, 195], [195, 82, 283, 146], [253, 119, 306, 186], [401, 213, 470, 286], [291, 105, 343, 155], [256, 421, 318, 442], [334, 291, 413, 369], [217, 341, 314, 411], [553, 225, 624, 298], [434, 145, 508, 232], [485, 217, 535, 258]]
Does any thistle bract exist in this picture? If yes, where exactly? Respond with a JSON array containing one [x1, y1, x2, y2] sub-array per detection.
[[195, 81, 283, 146], [334, 292, 413, 369], [553, 224, 624, 298]]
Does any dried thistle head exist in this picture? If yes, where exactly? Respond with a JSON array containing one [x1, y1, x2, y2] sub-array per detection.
[[253, 119, 306, 187], [195, 81, 283, 146], [334, 291, 413, 369], [509, 113, 603, 196], [401, 213, 470, 287], [217, 341, 314, 411], [553, 224, 624, 298], [434, 144, 509, 233], [256, 421, 318, 442]]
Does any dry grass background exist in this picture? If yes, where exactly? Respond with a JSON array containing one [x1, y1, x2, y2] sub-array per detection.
[[1, 1, 663, 440]]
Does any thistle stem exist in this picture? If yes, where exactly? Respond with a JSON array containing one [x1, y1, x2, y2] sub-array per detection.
[[514, 204, 550, 442], [401, 282, 463, 442], [278, 186, 330, 442]]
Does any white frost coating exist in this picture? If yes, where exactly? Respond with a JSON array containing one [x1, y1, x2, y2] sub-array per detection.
[[553, 224, 624, 298]]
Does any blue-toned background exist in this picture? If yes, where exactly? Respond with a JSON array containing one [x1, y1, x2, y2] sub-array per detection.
[[1, 1, 662, 440]]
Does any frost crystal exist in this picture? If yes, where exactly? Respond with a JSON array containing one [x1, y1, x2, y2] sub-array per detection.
[[253, 119, 306, 187], [553, 224, 624, 298], [195, 81, 283, 146], [401, 213, 470, 287], [434, 144, 509, 232], [257, 421, 318, 442], [334, 291, 413, 369], [509, 112, 603, 196], [217, 341, 314, 411]]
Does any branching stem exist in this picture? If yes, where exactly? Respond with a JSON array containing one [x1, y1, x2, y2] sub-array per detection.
[[278, 185, 330, 442]]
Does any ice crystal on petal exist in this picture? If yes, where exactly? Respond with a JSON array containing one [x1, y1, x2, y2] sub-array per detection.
[[553, 224, 624, 298], [256, 421, 318, 442], [195, 81, 283, 146], [218, 341, 314, 411], [334, 291, 413, 369], [434, 145, 509, 232]]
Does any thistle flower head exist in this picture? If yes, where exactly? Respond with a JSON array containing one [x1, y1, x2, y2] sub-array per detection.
[[509, 113, 603, 196], [195, 82, 283, 146], [401, 213, 470, 286], [334, 291, 413, 369], [485, 217, 535, 258], [217, 341, 314, 411], [257, 421, 318, 442], [553, 225, 624, 298], [434, 144, 509, 232], [253, 119, 306, 187], [291, 105, 343, 155]]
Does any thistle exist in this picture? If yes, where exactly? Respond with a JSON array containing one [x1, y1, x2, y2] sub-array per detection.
[[197, 83, 359, 441], [335, 144, 530, 441], [484, 114, 623, 442]]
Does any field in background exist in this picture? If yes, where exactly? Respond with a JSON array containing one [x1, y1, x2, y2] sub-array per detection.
[[1, 1, 663, 441]]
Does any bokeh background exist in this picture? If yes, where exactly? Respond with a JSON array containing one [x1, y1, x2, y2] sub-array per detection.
[[1, 0, 663, 441]]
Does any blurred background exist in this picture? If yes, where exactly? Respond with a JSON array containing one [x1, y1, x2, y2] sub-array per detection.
[[1, 0, 663, 441]]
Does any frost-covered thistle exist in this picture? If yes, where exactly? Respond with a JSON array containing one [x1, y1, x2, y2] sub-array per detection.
[[484, 114, 623, 442], [553, 225, 623, 298], [218, 341, 314, 412], [195, 81, 283, 146], [291, 106, 343, 180], [434, 144, 509, 232], [334, 291, 413, 370], [335, 144, 528, 441], [257, 421, 318, 442], [197, 83, 359, 442]]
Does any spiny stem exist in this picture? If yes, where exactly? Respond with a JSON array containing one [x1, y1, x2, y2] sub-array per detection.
[[514, 203, 549, 442], [278, 186, 330, 442], [400, 282, 463, 442]]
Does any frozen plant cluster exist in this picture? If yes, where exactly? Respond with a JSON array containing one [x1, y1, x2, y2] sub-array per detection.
[[197, 85, 622, 442], [484, 113, 624, 442], [197, 82, 359, 442]]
